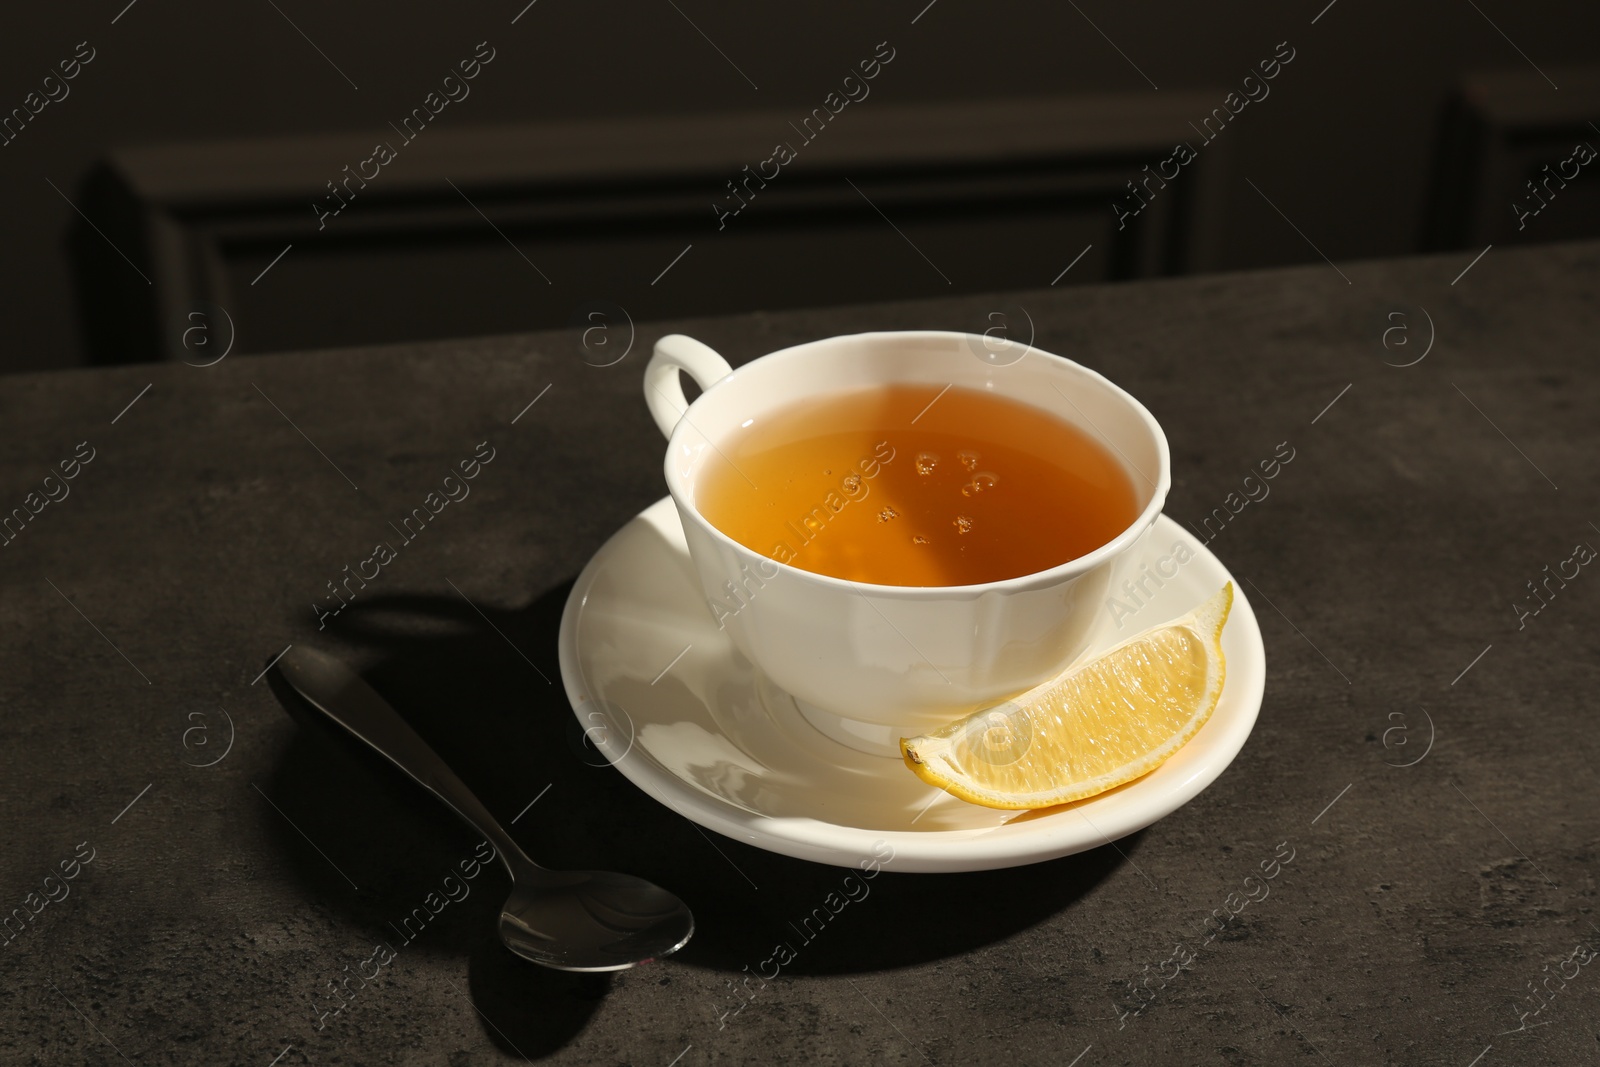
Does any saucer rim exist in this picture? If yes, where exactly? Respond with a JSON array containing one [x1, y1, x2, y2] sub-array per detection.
[[557, 496, 1266, 873]]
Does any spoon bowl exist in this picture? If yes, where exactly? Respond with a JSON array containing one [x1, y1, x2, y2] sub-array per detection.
[[499, 869, 693, 971], [269, 645, 693, 972]]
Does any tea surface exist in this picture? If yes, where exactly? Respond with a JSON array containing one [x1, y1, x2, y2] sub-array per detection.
[[697, 383, 1140, 586]]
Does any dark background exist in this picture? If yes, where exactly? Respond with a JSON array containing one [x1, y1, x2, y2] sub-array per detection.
[[2, 0, 1598, 374]]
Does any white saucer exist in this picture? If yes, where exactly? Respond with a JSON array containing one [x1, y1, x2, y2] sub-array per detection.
[[557, 498, 1265, 873]]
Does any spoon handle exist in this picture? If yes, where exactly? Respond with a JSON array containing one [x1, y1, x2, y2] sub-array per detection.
[[270, 646, 533, 878]]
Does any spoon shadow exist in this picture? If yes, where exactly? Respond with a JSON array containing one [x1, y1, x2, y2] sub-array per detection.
[[260, 578, 1138, 1055]]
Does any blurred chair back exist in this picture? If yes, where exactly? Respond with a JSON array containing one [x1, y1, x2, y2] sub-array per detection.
[[1422, 67, 1600, 252], [72, 93, 1235, 363]]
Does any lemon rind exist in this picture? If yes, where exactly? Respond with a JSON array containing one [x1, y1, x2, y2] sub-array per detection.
[[900, 583, 1232, 810]]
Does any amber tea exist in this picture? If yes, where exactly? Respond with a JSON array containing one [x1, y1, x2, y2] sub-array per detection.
[[696, 383, 1140, 586]]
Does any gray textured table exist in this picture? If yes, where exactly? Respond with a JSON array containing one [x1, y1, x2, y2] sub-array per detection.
[[2, 240, 1597, 1066]]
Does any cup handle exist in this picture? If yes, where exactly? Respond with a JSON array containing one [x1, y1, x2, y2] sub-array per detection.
[[644, 334, 734, 440]]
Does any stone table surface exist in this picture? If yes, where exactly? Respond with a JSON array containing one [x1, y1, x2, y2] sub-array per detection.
[[1, 239, 1598, 1066]]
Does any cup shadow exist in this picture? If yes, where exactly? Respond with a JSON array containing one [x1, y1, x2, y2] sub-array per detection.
[[259, 577, 1140, 1057]]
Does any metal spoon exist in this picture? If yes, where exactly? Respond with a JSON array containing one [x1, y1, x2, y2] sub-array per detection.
[[269, 645, 693, 972]]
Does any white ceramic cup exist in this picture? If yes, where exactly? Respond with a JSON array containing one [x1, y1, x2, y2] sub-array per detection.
[[644, 330, 1170, 756]]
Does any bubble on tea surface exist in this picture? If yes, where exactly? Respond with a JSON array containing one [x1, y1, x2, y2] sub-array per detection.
[[878, 507, 898, 523], [916, 452, 939, 476], [953, 515, 974, 535], [961, 471, 999, 497], [958, 450, 980, 472], [823, 469, 831, 475], [912, 535, 931, 545], [843, 473, 862, 493]]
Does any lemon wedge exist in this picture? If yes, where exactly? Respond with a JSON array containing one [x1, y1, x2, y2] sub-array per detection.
[[901, 583, 1232, 810]]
